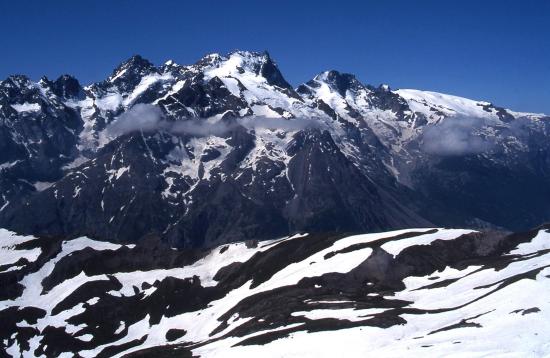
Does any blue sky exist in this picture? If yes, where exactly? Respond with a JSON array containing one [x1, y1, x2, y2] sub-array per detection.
[[1, 0, 549, 113]]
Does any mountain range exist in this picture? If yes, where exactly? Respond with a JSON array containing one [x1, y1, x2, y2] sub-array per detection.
[[0, 50, 549, 248], [1, 50, 550, 357]]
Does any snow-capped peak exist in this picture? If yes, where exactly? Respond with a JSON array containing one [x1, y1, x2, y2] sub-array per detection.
[[2, 75, 35, 91], [311, 70, 366, 97], [108, 55, 158, 84], [199, 51, 267, 76]]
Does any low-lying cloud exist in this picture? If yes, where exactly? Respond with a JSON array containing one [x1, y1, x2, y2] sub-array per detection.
[[421, 116, 493, 156], [103, 104, 323, 139], [105, 104, 166, 137]]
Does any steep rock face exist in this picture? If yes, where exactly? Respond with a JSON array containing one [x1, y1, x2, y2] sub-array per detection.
[[409, 115, 550, 230], [1, 127, 426, 248], [0, 50, 549, 247], [1, 226, 549, 357], [1, 134, 176, 242], [0, 75, 84, 216], [284, 130, 428, 232]]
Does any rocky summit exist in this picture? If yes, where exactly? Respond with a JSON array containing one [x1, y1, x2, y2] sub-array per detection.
[[0, 51, 549, 248]]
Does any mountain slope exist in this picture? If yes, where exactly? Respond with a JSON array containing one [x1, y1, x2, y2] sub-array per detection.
[[1, 225, 549, 357]]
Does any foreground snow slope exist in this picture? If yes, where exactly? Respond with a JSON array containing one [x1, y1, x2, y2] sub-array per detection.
[[1, 225, 550, 357]]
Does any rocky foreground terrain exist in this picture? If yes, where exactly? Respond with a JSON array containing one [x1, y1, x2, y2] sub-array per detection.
[[1, 225, 549, 357]]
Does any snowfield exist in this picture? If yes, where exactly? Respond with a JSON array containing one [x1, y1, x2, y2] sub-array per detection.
[[1, 226, 550, 357]]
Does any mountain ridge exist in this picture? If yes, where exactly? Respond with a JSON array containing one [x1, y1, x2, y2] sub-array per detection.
[[0, 50, 549, 247], [11, 50, 546, 117]]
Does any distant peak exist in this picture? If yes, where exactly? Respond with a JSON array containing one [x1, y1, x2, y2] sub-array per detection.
[[227, 49, 269, 59], [122, 54, 153, 67], [6, 74, 32, 85], [51, 74, 83, 99], [256, 53, 292, 89], [195, 52, 223, 67], [197, 50, 271, 68], [315, 70, 356, 81], [197, 50, 292, 89], [1, 75, 34, 93], [313, 70, 363, 96], [57, 74, 79, 82], [160, 59, 182, 73], [109, 54, 157, 83]]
